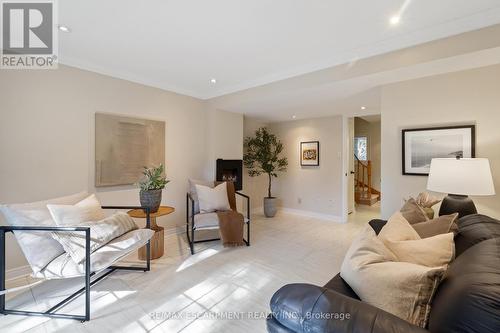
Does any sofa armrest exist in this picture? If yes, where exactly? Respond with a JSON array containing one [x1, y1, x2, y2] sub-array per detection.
[[270, 283, 428, 333]]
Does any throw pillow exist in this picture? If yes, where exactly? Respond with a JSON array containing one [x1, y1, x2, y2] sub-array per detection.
[[188, 179, 214, 214], [400, 198, 429, 224], [195, 182, 230, 213], [51, 212, 138, 264], [412, 213, 459, 238], [379, 212, 455, 267], [340, 226, 446, 328], [0, 191, 89, 274], [378, 212, 420, 241], [47, 194, 106, 226]]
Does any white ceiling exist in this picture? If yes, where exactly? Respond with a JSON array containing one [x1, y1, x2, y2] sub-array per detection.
[[59, 0, 500, 100]]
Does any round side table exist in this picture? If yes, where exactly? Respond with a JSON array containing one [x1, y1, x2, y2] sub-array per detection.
[[127, 206, 175, 260]]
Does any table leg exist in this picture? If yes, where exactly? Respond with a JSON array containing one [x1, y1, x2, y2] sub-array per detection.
[[139, 217, 164, 260]]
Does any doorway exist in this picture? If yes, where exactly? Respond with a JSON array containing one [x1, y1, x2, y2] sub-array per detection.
[[343, 115, 381, 221]]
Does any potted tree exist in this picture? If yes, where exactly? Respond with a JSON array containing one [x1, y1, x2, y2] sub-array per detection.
[[244, 127, 288, 217], [138, 164, 169, 213]]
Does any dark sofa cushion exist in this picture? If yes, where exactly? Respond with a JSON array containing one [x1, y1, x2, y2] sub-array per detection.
[[323, 274, 360, 300], [428, 237, 500, 333], [454, 214, 500, 256]]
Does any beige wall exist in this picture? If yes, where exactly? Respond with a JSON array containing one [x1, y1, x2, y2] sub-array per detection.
[[0, 65, 243, 271], [381, 64, 500, 219], [242, 117, 269, 212], [204, 109, 244, 180], [269, 116, 344, 219]]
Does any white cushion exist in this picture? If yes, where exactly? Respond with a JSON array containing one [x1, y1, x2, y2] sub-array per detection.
[[195, 182, 230, 213], [51, 212, 138, 264], [33, 229, 154, 279], [0, 192, 89, 274], [188, 179, 214, 214], [193, 213, 249, 230], [340, 226, 446, 327], [47, 194, 105, 226], [194, 213, 220, 229]]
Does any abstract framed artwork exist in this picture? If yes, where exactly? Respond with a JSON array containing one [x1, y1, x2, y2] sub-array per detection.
[[300, 141, 320, 166], [402, 125, 475, 176], [95, 113, 165, 186]]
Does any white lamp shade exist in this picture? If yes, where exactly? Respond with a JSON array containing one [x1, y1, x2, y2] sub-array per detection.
[[427, 158, 495, 196]]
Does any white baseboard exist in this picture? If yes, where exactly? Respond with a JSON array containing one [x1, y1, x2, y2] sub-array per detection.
[[279, 207, 343, 223], [6, 265, 31, 281]]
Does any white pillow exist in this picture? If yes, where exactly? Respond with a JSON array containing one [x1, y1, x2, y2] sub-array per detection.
[[195, 182, 230, 213], [188, 179, 214, 214], [51, 212, 138, 264], [47, 194, 105, 226], [0, 191, 89, 274]]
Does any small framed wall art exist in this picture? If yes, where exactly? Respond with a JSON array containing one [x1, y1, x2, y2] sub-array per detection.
[[300, 141, 320, 166]]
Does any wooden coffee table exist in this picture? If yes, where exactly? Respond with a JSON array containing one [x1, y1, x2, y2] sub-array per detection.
[[127, 206, 175, 260]]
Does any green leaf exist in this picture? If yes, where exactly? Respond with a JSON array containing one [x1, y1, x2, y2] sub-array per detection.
[[243, 127, 288, 197]]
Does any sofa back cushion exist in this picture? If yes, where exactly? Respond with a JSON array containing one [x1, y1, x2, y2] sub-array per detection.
[[453, 214, 500, 257], [0, 192, 89, 274], [428, 237, 500, 333]]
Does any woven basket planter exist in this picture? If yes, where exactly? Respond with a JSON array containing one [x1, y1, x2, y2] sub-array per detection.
[[140, 189, 162, 213]]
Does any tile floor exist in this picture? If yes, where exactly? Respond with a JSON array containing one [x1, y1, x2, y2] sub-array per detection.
[[1, 204, 379, 333]]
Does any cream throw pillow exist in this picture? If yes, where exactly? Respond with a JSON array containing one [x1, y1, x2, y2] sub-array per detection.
[[379, 212, 455, 267], [340, 226, 446, 328], [195, 182, 230, 213], [47, 194, 105, 226], [51, 212, 138, 264]]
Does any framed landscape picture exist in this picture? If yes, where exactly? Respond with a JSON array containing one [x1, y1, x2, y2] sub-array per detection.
[[300, 141, 320, 166], [402, 125, 475, 176]]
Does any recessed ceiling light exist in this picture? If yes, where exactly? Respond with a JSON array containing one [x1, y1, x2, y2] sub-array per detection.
[[210, 78, 217, 84], [292, 115, 296, 119], [361, 106, 366, 110], [390, 16, 401, 25], [57, 25, 71, 32]]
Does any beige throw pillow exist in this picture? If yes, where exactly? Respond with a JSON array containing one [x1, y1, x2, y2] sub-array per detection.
[[379, 212, 455, 267], [340, 226, 446, 328], [412, 213, 459, 238], [400, 198, 429, 224], [47, 194, 106, 226], [188, 179, 214, 214], [51, 212, 138, 264], [195, 182, 230, 213], [379, 212, 420, 241]]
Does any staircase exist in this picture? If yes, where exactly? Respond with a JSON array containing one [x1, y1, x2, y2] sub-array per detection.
[[354, 155, 380, 206]]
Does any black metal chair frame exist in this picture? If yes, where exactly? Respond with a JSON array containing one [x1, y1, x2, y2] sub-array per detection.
[[0, 206, 151, 322], [186, 192, 250, 255]]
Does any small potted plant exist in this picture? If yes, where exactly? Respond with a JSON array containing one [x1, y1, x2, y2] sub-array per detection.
[[244, 127, 288, 217], [138, 164, 169, 213]]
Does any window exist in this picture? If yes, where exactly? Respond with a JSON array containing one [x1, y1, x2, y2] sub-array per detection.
[[354, 136, 368, 160]]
